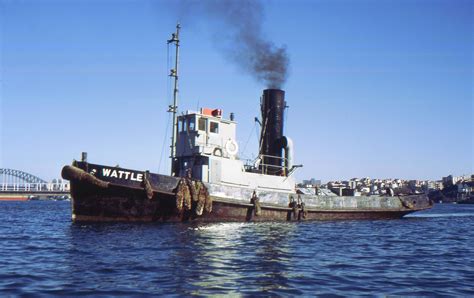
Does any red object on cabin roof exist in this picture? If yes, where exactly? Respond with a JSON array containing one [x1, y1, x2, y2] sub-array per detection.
[[201, 108, 223, 117]]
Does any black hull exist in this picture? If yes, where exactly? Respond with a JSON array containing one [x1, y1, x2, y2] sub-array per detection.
[[62, 163, 432, 222]]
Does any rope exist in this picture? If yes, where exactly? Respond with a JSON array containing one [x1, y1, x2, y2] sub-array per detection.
[[195, 182, 205, 215], [289, 199, 298, 220], [176, 180, 185, 212], [298, 202, 307, 220], [204, 185, 212, 213], [250, 191, 261, 216], [288, 195, 308, 221], [142, 171, 154, 200], [175, 178, 211, 216]]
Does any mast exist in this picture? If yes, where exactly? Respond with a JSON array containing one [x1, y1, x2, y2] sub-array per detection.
[[167, 23, 180, 176]]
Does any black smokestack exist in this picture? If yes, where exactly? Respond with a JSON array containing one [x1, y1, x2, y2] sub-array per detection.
[[176, 0, 289, 88], [260, 89, 285, 175]]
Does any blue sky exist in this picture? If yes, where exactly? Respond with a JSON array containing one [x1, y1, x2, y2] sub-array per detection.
[[1, 0, 472, 182]]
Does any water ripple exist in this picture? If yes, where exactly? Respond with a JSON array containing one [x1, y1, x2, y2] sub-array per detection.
[[0, 202, 473, 295]]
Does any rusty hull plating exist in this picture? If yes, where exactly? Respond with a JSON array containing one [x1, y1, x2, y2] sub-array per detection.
[[63, 162, 433, 222]]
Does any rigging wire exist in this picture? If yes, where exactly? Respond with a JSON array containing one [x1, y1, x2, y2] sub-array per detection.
[[158, 43, 173, 173], [239, 102, 261, 161], [240, 120, 258, 159], [158, 114, 171, 173], [255, 122, 260, 148]]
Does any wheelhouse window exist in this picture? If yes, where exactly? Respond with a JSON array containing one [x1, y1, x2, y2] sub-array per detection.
[[198, 118, 206, 131], [187, 117, 196, 131], [178, 118, 184, 132], [210, 121, 219, 134]]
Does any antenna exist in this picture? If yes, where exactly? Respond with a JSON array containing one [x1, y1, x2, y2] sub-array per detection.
[[167, 23, 180, 176]]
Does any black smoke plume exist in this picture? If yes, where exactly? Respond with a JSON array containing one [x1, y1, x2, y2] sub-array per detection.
[[176, 0, 289, 89]]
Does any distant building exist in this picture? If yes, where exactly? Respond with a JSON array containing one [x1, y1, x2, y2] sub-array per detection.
[[297, 178, 323, 195], [302, 178, 321, 187], [442, 175, 457, 187], [436, 181, 444, 190], [427, 180, 437, 190]]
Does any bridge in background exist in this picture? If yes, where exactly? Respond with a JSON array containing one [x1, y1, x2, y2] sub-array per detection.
[[0, 168, 69, 194]]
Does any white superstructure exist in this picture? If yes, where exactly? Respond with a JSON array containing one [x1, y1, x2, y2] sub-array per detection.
[[176, 108, 296, 194]]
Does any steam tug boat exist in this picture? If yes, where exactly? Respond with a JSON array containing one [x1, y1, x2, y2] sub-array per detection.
[[61, 25, 432, 222]]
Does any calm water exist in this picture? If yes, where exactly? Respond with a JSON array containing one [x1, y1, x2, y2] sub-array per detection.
[[1, 202, 473, 296]]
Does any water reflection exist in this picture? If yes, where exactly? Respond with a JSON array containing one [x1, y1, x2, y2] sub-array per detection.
[[65, 222, 298, 295], [188, 222, 298, 294]]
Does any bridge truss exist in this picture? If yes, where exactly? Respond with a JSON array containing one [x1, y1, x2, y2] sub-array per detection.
[[0, 168, 48, 184], [0, 168, 69, 193]]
